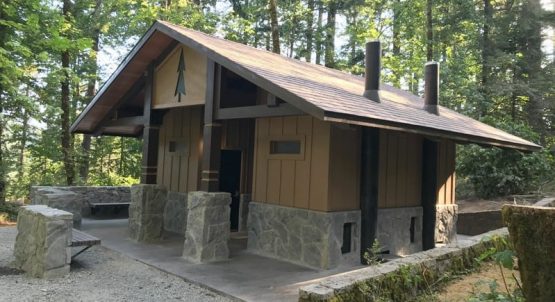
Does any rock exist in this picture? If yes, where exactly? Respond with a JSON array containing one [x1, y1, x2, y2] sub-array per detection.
[[435, 204, 458, 243], [182, 192, 231, 263], [502, 205, 555, 301], [128, 185, 167, 242], [164, 192, 188, 234], [13, 205, 73, 278]]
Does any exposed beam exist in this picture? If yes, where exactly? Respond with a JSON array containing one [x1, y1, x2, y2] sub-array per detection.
[[104, 116, 144, 128], [140, 63, 160, 184], [215, 104, 302, 120]]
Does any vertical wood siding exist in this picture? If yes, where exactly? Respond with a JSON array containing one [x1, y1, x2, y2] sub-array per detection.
[[252, 116, 360, 212], [221, 119, 255, 194], [377, 130, 423, 208], [156, 107, 203, 192], [436, 139, 456, 204]]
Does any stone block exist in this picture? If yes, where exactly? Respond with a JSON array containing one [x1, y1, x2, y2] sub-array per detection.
[[247, 202, 361, 269], [435, 204, 458, 243], [128, 184, 167, 242], [502, 205, 555, 301], [182, 192, 231, 263], [13, 205, 73, 278], [377, 207, 423, 256], [164, 191, 188, 234]]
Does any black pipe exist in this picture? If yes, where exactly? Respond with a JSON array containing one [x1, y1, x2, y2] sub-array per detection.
[[363, 41, 381, 102], [424, 62, 439, 114]]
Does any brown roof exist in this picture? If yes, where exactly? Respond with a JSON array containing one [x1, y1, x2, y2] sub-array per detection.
[[71, 21, 541, 151]]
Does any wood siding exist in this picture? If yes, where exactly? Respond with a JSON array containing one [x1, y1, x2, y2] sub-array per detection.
[[436, 139, 456, 205], [252, 116, 360, 212], [153, 45, 207, 109], [377, 130, 423, 208], [156, 107, 203, 192]]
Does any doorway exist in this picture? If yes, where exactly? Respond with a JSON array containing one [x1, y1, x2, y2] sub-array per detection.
[[219, 149, 242, 231]]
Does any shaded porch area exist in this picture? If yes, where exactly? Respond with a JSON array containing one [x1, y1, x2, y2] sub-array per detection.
[[80, 217, 364, 302]]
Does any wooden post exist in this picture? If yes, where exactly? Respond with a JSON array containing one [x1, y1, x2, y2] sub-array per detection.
[[140, 63, 161, 184], [360, 127, 380, 263], [200, 60, 222, 192], [421, 139, 439, 250]]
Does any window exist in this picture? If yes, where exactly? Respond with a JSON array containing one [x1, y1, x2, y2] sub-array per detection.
[[168, 139, 188, 155], [270, 140, 301, 155], [341, 223, 352, 254]]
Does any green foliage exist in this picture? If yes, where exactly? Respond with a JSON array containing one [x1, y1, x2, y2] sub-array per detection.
[[363, 238, 383, 265], [0, 201, 20, 221], [458, 119, 553, 198]]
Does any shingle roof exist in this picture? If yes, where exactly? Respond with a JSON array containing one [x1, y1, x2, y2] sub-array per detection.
[[71, 21, 541, 151]]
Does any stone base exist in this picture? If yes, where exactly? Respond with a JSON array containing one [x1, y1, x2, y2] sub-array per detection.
[[377, 207, 423, 255], [128, 184, 167, 242], [30, 187, 82, 228], [164, 191, 188, 234], [238, 194, 251, 233], [182, 192, 231, 263], [247, 202, 361, 270], [435, 204, 458, 243], [13, 205, 73, 278]]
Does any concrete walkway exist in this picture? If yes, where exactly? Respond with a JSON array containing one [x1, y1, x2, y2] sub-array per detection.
[[81, 218, 364, 302]]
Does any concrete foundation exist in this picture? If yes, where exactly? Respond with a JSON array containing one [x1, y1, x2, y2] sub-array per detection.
[[435, 204, 458, 243], [128, 184, 168, 242], [247, 202, 361, 270], [164, 191, 188, 234], [182, 191, 231, 263], [13, 205, 73, 278], [376, 206, 423, 255]]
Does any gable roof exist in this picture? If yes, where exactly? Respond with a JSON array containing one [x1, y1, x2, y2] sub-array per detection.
[[71, 20, 541, 151]]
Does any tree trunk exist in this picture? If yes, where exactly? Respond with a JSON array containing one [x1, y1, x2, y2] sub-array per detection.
[[305, 0, 315, 62], [392, 0, 401, 87], [315, 0, 323, 64], [480, 0, 493, 117], [426, 0, 433, 61], [61, 0, 74, 185], [324, 1, 337, 68], [0, 4, 6, 204], [79, 0, 102, 183], [269, 0, 280, 54]]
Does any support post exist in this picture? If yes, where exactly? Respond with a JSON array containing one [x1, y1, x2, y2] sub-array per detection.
[[422, 139, 439, 250], [141, 63, 161, 184], [360, 127, 380, 263], [201, 60, 222, 192]]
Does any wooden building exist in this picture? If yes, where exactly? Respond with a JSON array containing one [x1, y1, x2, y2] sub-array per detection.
[[71, 21, 540, 269]]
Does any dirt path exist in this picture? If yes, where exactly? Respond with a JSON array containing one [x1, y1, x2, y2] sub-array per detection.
[[435, 262, 521, 301]]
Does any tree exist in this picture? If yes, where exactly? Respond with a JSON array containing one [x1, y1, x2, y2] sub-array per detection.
[[269, 0, 280, 54]]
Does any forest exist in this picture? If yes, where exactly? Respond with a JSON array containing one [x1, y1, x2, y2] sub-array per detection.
[[0, 0, 554, 205]]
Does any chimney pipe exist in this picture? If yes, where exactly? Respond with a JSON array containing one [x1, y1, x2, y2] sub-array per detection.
[[363, 41, 381, 102], [424, 62, 439, 114]]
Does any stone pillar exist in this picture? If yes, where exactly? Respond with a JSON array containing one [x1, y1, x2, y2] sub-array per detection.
[[435, 204, 458, 243], [238, 194, 251, 233], [31, 187, 82, 228], [182, 191, 231, 263], [163, 191, 188, 235], [502, 205, 555, 301], [13, 205, 73, 278], [128, 184, 167, 242]]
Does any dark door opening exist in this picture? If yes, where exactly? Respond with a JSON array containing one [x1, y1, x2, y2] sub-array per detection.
[[219, 149, 242, 231]]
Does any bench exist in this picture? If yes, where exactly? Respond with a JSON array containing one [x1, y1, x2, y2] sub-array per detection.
[[71, 229, 101, 260], [89, 202, 130, 215]]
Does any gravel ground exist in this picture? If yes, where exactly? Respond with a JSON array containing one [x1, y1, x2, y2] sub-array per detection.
[[0, 226, 233, 302]]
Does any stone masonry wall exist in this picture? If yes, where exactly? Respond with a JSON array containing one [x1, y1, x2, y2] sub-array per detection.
[[247, 202, 361, 270], [182, 192, 231, 263], [164, 191, 188, 235], [30, 186, 131, 226], [13, 205, 73, 278], [128, 184, 167, 242], [435, 204, 458, 243], [377, 207, 423, 256]]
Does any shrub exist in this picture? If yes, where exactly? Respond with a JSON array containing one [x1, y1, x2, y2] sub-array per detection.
[[457, 118, 553, 198]]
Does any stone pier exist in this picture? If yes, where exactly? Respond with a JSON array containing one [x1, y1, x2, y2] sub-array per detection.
[[435, 204, 458, 243], [128, 184, 167, 242], [182, 192, 231, 263], [13, 205, 73, 278]]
